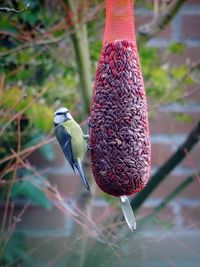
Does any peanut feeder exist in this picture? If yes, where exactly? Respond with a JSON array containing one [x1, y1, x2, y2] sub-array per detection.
[[90, 0, 151, 231]]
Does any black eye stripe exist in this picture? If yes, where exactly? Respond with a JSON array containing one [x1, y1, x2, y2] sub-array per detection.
[[56, 112, 68, 115]]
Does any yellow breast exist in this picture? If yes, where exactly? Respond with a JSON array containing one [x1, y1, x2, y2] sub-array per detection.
[[62, 120, 85, 160]]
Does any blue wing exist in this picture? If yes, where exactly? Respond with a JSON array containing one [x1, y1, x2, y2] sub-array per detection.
[[55, 125, 75, 172], [74, 160, 90, 191], [55, 125, 90, 191]]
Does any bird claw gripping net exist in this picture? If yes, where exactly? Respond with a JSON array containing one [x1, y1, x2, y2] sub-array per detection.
[[90, 0, 151, 230]]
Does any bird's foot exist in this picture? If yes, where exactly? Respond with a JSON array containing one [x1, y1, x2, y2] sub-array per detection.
[[83, 134, 90, 140], [86, 144, 92, 151], [84, 117, 91, 150]]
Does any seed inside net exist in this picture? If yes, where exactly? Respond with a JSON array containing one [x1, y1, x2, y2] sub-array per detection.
[[90, 40, 151, 197]]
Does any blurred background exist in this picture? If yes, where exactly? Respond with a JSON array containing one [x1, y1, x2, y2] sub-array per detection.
[[0, 0, 199, 266]]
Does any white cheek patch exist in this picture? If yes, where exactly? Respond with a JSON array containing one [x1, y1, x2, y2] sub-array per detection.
[[54, 115, 65, 124]]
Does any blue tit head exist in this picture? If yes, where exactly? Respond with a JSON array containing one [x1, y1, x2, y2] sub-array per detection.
[[54, 107, 72, 126]]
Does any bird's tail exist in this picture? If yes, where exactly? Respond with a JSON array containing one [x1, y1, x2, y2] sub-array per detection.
[[74, 160, 90, 191]]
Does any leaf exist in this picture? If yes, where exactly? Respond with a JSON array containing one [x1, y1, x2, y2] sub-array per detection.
[[168, 42, 186, 54], [28, 103, 54, 133], [171, 65, 189, 80], [2, 87, 31, 111], [1, 232, 33, 265], [11, 177, 52, 209], [90, 40, 102, 61], [39, 143, 55, 161], [2, 87, 21, 108], [140, 46, 158, 66], [174, 113, 193, 123]]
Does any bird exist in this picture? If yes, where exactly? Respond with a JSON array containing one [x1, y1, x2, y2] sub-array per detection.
[[54, 107, 90, 191]]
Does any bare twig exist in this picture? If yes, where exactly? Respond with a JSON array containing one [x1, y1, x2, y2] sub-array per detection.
[[131, 120, 200, 212], [0, 136, 55, 166], [138, 173, 198, 228], [138, 0, 186, 41], [0, 36, 67, 58], [0, 86, 49, 136], [62, 0, 92, 116], [0, 3, 30, 14], [0, 200, 30, 261], [1, 114, 21, 233], [0, 75, 5, 99], [154, 0, 160, 18]]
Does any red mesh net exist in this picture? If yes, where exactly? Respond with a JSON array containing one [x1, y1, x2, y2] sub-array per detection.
[[103, 0, 135, 44], [90, 0, 151, 197], [90, 41, 151, 197]]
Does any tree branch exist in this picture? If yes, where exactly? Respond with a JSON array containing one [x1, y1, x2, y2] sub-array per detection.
[[63, 0, 92, 116], [0, 3, 29, 14], [138, 0, 186, 42], [131, 120, 200, 212], [138, 172, 197, 228]]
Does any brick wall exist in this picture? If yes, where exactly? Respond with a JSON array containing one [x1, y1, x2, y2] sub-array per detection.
[[5, 1, 200, 266], [134, 0, 200, 227]]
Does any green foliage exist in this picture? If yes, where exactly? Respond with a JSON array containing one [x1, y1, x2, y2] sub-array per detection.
[[139, 45, 197, 108], [0, 233, 32, 266], [11, 174, 52, 209], [168, 42, 186, 54], [28, 103, 53, 133], [174, 113, 193, 123], [140, 47, 171, 99], [90, 40, 102, 62], [171, 65, 189, 80]]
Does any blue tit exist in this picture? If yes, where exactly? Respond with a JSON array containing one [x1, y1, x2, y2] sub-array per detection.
[[54, 107, 90, 191]]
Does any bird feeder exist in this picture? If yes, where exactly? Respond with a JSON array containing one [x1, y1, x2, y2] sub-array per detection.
[[90, 0, 151, 230]]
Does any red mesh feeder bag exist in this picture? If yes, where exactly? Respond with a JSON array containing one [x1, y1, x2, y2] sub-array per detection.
[[90, 0, 151, 230]]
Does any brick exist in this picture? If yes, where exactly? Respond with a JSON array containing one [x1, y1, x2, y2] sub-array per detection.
[[150, 175, 184, 198], [159, 47, 200, 65], [136, 206, 154, 220], [135, 15, 152, 32], [187, 0, 200, 5], [181, 205, 200, 229], [184, 86, 200, 103], [137, 206, 175, 230], [28, 143, 66, 168], [182, 143, 200, 168], [23, 235, 73, 265], [90, 205, 114, 223], [151, 143, 173, 166], [150, 174, 200, 199], [14, 206, 68, 230], [47, 173, 79, 197], [149, 111, 199, 134], [139, 235, 200, 262], [157, 23, 172, 39], [182, 15, 200, 39], [135, 15, 172, 38], [156, 206, 175, 226]]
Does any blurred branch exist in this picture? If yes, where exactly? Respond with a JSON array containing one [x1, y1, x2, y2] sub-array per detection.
[[0, 137, 55, 166], [0, 35, 68, 57], [0, 200, 30, 261], [0, 3, 29, 14], [149, 60, 200, 112], [131, 120, 200, 212], [138, 0, 186, 42], [1, 114, 21, 235], [150, 87, 200, 114], [138, 173, 198, 228], [0, 86, 49, 136], [63, 0, 92, 116], [154, 0, 160, 17]]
